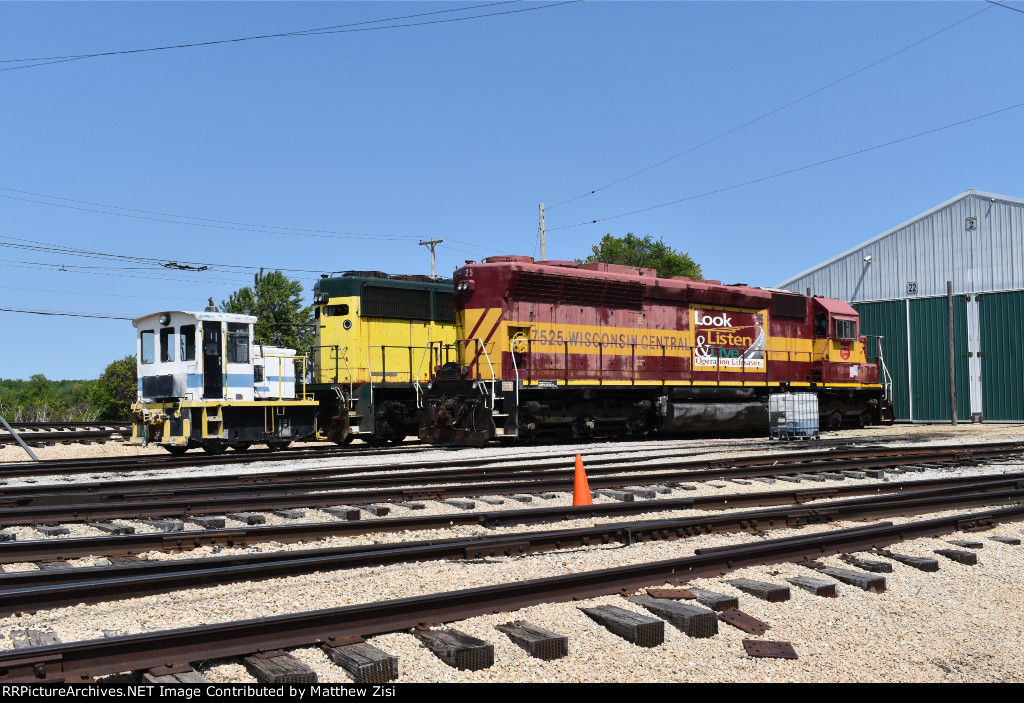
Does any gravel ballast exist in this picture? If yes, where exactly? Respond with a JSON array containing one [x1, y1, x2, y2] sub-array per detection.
[[0, 423, 1022, 683]]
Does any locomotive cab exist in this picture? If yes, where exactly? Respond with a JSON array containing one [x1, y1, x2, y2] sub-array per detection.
[[810, 297, 885, 427]]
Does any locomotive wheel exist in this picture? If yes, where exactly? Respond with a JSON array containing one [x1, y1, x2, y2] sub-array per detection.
[[389, 434, 406, 445], [165, 446, 188, 456], [202, 441, 227, 455], [335, 431, 355, 446], [266, 441, 291, 451], [826, 410, 843, 430], [233, 443, 252, 452], [364, 435, 389, 447]]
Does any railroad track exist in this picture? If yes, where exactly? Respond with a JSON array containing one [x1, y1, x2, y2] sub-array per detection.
[[0, 428, 128, 447], [0, 436, 432, 466], [0, 441, 1019, 527], [3, 468, 1023, 564], [0, 438, 1020, 683], [2, 475, 1022, 616], [0, 504, 1020, 683], [2, 422, 130, 433], [0, 426, 978, 475]]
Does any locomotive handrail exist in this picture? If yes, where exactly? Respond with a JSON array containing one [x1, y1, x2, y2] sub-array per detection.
[[865, 334, 893, 401], [466, 337, 497, 410], [340, 348, 353, 403], [365, 346, 376, 411], [310, 344, 352, 396], [507, 335, 523, 428], [258, 352, 308, 400], [413, 344, 442, 408]]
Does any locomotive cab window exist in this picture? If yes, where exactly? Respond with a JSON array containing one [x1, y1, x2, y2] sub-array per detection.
[[140, 330, 155, 364], [180, 325, 196, 361], [159, 328, 175, 362], [322, 304, 350, 317], [814, 313, 828, 338], [834, 319, 857, 340], [226, 323, 250, 363]]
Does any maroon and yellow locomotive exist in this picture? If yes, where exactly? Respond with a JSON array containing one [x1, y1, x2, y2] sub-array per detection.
[[418, 256, 892, 446]]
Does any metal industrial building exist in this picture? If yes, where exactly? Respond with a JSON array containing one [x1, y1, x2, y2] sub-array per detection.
[[779, 189, 1024, 423]]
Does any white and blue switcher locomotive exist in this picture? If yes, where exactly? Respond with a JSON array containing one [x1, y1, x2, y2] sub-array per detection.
[[129, 303, 318, 454]]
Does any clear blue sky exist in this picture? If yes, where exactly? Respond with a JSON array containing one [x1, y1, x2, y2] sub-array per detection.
[[1, 1, 1022, 380]]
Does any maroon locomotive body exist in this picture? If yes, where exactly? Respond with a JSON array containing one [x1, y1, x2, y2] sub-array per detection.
[[419, 256, 891, 445]]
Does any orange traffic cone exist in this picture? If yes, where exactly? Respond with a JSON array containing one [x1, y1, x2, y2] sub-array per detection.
[[572, 454, 593, 506]]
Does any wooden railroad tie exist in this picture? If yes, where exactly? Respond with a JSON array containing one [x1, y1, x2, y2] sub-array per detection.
[[141, 519, 185, 532], [580, 605, 665, 648], [414, 628, 494, 671], [243, 650, 318, 684], [727, 579, 791, 603], [686, 587, 739, 611], [141, 664, 209, 685], [322, 642, 398, 684], [495, 621, 568, 661], [787, 576, 837, 597], [627, 594, 718, 638], [322, 506, 362, 521], [88, 522, 135, 535], [226, 512, 266, 525], [934, 549, 978, 566], [190, 516, 227, 529]]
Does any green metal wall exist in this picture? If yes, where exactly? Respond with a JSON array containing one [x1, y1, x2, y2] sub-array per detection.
[[855, 301, 909, 420], [978, 291, 1024, 421], [907, 296, 970, 421]]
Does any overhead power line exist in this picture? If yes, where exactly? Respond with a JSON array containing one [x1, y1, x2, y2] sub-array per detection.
[[0, 190, 425, 241], [984, 0, 1024, 14], [0, 188, 504, 255], [0, 261, 246, 286], [546, 4, 994, 210], [0, 285, 211, 302], [548, 99, 1024, 231], [0, 307, 135, 320], [0, 1, 581, 73], [0, 235, 332, 274]]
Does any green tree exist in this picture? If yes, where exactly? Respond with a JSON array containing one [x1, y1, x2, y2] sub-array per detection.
[[222, 269, 313, 352], [90, 356, 136, 420], [579, 233, 703, 279]]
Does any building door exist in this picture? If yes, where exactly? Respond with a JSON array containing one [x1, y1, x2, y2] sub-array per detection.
[[907, 296, 970, 421], [978, 291, 1024, 421]]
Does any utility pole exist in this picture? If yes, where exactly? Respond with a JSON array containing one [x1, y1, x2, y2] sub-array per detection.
[[419, 238, 443, 279], [538, 202, 546, 261]]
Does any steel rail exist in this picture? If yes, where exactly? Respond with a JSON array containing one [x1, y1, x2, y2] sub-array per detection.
[[0, 482, 1021, 617], [0, 441, 432, 478], [1, 504, 1021, 683], [3, 441, 1020, 513], [0, 471, 1020, 567], [0, 430, 126, 446]]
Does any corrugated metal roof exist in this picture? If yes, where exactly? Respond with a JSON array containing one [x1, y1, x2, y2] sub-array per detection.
[[778, 190, 1024, 302]]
